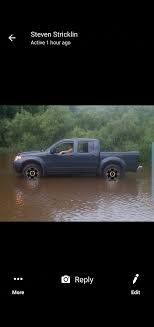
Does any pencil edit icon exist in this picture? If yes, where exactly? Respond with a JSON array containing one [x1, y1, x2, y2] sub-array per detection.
[[133, 274, 139, 284]]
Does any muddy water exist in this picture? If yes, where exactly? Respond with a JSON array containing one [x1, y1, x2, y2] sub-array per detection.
[[0, 155, 154, 221]]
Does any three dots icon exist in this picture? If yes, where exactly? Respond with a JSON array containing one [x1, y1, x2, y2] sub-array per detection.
[[14, 277, 23, 280]]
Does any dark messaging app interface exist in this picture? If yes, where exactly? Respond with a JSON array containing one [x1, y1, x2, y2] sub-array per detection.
[[0, 18, 154, 300], [0, 18, 154, 49]]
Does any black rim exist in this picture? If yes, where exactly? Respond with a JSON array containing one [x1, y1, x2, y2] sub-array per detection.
[[105, 167, 120, 181], [25, 167, 40, 179]]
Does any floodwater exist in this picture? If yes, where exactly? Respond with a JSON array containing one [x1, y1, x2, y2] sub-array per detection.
[[0, 155, 154, 221]]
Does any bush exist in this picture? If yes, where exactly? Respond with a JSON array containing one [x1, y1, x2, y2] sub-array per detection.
[[0, 105, 154, 164]]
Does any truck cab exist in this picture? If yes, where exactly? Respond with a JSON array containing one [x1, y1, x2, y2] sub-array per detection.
[[45, 138, 100, 174]]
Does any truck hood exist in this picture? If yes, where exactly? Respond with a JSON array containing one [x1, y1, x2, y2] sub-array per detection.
[[17, 150, 46, 156]]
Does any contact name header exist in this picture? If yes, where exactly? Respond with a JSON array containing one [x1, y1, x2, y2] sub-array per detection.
[[31, 31, 78, 38]]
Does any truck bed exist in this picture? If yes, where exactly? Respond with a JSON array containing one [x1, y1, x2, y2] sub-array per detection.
[[100, 151, 139, 172]]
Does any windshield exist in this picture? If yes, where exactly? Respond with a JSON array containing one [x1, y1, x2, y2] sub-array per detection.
[[45, 146, 51, 152]]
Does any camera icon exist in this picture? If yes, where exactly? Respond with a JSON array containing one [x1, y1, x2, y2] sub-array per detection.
[[61, 275, 71, 284]]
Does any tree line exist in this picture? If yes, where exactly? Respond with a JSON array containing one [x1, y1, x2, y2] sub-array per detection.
[[0, 105, 154, 163]]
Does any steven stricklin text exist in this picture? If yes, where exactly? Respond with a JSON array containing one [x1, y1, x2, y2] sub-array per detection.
[[31, 31, 78, 38]]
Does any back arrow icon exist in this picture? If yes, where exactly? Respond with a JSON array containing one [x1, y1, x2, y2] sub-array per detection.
[[8, 34, 16, 42]]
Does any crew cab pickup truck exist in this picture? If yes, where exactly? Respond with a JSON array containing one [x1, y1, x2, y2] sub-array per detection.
[[13, 138, 141, 180]]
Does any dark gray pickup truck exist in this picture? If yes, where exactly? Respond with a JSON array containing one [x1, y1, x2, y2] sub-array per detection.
[[13, 138, 142, 180]]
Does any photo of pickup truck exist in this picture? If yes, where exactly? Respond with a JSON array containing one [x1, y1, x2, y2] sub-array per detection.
[[13, 138, 141, 180]]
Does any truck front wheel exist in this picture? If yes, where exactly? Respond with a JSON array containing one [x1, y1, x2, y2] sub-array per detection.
[[102, 164, 124, 180], [22, 163, 42, 179]]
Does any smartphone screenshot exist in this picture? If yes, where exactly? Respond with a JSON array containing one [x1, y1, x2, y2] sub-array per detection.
[[0, 17, 154, 300]]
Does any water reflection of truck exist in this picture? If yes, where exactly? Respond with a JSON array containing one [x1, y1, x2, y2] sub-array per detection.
[[14, 176, 140, 221], [13, 138, 141, 180]]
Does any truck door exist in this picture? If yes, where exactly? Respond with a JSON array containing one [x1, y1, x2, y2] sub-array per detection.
[[45, 141, 77, 174], [73, 140, 99, 173]]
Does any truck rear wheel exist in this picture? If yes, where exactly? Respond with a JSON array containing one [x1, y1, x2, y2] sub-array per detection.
[[22, 163, 42, 179], [102, 164, 124, 180]]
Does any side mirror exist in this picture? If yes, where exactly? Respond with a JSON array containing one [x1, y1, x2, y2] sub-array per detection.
[[50, 147, 56, 154]]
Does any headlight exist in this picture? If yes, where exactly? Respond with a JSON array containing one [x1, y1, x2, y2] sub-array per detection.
[[14, 155, 22, 161]]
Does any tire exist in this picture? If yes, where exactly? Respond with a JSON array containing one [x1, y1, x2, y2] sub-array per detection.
[[22, 163, 42, 179], [102, 163, 124, 180]]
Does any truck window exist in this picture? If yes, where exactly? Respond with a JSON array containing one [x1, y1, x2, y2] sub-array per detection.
[[55, 142, 74, 153], [78, 142, 88, 153], [78, 142, 95, 153]]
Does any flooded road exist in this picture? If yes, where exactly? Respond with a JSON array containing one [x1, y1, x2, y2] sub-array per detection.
[[0, 155, 154, 221]]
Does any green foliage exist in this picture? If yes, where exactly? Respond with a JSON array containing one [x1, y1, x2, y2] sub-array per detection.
[[0, 105, 154, 163], [39, 106, 74, 147]]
